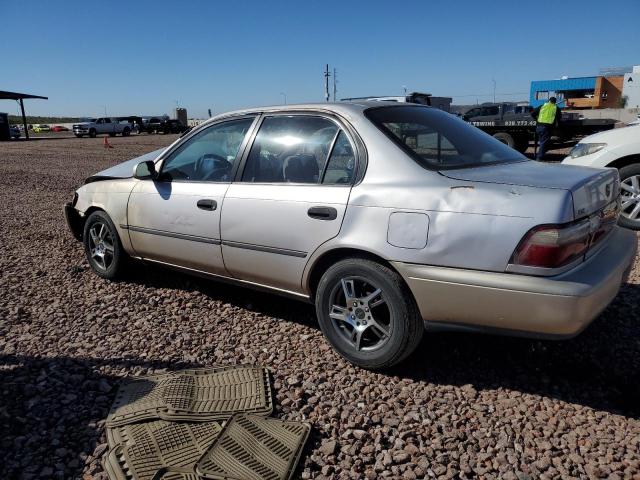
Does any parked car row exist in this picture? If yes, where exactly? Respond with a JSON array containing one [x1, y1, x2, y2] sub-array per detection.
[[64, 102, 637, 369], [29, 124, 70, 133]]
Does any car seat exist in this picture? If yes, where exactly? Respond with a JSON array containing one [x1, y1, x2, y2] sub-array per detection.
[[282, 154, 319, 183]]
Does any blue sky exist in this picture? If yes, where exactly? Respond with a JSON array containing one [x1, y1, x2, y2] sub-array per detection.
[[2, 0, 639, 118]]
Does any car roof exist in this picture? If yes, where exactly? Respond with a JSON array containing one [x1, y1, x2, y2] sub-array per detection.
[[205, 101, 424, 123]]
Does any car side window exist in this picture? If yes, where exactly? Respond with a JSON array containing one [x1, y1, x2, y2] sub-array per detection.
[[481, 106, 499, 116], [241, 115, 339, 184], [322, 131, 355, 184], [160, 117, 254, 182], [104, 118, 111, 124]]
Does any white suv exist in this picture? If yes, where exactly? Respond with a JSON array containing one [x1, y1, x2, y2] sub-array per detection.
[[563, 124, 640, 230]]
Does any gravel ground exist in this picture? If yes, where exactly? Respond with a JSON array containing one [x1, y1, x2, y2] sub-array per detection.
[[1, 135, 639, 480]]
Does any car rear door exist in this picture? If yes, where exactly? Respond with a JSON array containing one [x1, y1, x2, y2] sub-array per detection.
[[126, 116, 257, 275], [220, 112, 358, 293]]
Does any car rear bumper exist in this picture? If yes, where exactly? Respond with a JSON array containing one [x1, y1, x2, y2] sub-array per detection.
[[393, 227, 638, 338], [64, 203, 83, 241]]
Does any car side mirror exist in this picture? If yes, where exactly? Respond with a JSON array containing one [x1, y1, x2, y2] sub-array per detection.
[[134, 160, 157, 180]]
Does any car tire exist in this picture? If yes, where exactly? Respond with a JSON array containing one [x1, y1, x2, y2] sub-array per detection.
[[89, 129, 96, 138], [122, 127, 130, 137], [315, 258, 423, 370], [83, 211, 127, 280], [618, 163, 640, 230], [493, 132, 516, 149], [514, 137, 530, 154]]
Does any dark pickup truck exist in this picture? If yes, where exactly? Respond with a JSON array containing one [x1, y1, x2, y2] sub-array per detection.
[[459, 102, 617, 153], [140, 117, 188, 135]]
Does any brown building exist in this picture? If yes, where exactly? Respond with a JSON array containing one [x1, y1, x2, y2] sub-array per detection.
[[563, 76, 624, 109], [530, 75, 624, 109]]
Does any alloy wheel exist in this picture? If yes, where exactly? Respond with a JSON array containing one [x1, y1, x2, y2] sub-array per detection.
[[328, 276, 391, 352], [621, 174, 640, 221], [88, 222, 115, 271]]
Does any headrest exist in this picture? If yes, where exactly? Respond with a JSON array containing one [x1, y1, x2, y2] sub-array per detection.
[[283, 154, 319, 183]]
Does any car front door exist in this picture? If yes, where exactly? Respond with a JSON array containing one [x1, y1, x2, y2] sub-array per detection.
[[126, 116, 257, 275], [220, 113, 358, 293]]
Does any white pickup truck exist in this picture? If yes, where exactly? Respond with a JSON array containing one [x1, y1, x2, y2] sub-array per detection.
[[73, 117, 132, 138]]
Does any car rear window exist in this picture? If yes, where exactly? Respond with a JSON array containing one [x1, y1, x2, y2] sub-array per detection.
[[365, 105, 526, 170]]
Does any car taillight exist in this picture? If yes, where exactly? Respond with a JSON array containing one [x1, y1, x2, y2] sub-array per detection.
[[590, 200, 619, 245], [511, 220, 591, 269]]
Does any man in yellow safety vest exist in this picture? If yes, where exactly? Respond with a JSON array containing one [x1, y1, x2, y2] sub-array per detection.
[[532, 96, 561, 160]]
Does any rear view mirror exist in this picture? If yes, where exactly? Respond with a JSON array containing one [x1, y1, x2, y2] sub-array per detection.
[[134, 160, 157, 180]]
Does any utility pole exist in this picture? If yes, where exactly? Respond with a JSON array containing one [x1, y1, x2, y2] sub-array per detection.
[[324, 64, 331, 102], [333, 68, 337, 102], [492, 78, 496, 103]]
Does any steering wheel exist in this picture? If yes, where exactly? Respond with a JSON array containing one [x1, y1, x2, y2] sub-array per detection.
[[196, 153, 232, 181]]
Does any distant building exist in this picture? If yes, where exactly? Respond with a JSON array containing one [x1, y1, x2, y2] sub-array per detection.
[[530, 75, 624, 109], [623, 66, 640, 108], [174, 107, 188, 126]]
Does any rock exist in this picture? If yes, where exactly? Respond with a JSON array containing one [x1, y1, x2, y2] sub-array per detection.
[[98, 379, 112, 393], [319, 440, 338, 456], [392, 452, 410, 464], [353, 429, 367, 440]]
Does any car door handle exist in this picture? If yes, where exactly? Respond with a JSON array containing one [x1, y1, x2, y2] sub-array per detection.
[[196, 199, 217, 211], [308, 206, 337, 220]]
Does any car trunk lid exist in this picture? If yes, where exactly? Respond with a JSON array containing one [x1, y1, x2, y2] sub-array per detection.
[[440, 160, 620, 219]]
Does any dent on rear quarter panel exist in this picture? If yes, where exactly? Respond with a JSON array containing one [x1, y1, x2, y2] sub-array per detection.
[[325, 179, 575, 273]]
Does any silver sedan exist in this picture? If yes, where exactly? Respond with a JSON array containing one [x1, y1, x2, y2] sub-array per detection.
[[64, 103, 637, 369]]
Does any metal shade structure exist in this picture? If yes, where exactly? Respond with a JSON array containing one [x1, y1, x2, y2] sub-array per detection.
[[0, 90, 48, 140]]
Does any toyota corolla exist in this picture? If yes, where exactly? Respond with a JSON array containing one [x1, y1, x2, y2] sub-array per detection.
[[64, 103, 637, 369]]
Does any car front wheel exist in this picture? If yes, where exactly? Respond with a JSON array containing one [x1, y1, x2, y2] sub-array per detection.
[[315, 258, 423, 369], [619, 163, 640, 230], [83, 211, 126, 279]]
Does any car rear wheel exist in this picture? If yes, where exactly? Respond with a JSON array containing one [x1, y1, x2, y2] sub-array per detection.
[[83, 211, 127, 279], [315, 258, 423, 369], [619, 163, 640, 230]]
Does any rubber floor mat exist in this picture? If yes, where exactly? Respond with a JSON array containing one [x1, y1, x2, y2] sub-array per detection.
[[106, 366, 272, 427], [103, 419, 222, 480], [153, 470, 201, 480], [195, 413, 310, 480]]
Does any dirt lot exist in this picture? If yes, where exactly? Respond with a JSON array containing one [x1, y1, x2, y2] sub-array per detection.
[[1, 135, 639, 480]]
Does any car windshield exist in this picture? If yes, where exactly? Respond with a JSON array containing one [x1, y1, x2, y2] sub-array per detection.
[[365, 105, 526, 169]]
